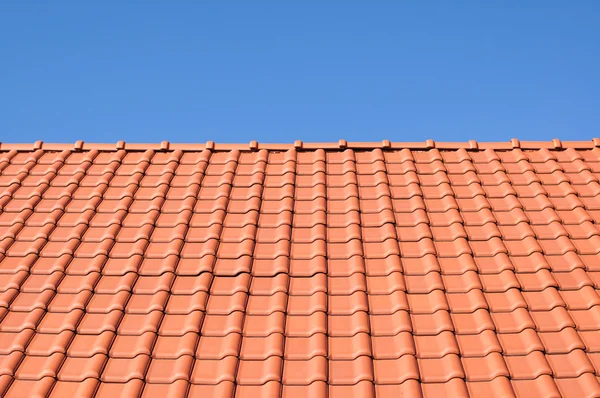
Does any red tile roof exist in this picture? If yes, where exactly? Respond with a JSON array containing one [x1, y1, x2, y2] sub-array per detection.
[[1, 139, 600, 397]]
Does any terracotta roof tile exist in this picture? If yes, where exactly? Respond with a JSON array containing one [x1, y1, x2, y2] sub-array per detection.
[[284, 334, 327, 360], [555, 373, 600, 398], [3, 141, 600, 395], [466, 377, 516, 398]]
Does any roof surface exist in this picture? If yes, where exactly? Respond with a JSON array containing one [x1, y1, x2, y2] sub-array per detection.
[[1, 140, 600, 397]]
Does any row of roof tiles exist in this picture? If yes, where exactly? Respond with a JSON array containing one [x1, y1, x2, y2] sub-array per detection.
[[5, 192, 600, 214], [5, 207, 600, 232], [3, 327, 600, 359], [7, 221, 600, 243], [3, 253, 600, 277], [4, 170, 600, 194], [4, 156, 600, 177], [3, 286, 600, 314], [3, 305, 600, 336], [4, 138, 600, 150], [5, 156, 600, 176], [1, 350, 600, 384], [5, 186, 600, 207], [2, 240, 600, 264], [2, 268, 600, 293], [2, 372, 599, 398]]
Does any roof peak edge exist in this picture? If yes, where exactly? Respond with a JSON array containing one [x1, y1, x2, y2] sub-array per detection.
[[0, 139, 598, 152]]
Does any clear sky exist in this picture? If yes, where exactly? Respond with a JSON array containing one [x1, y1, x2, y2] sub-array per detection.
[[1, 2, 599, 144]]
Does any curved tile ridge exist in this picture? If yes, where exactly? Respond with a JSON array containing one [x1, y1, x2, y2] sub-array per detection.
[[1, 139, 600, 151]]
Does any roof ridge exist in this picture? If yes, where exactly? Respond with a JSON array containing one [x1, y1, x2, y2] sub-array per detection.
[[1, 139, 599, 152]]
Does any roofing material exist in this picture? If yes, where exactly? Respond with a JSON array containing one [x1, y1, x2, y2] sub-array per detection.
[[1, 139, 600, 397]]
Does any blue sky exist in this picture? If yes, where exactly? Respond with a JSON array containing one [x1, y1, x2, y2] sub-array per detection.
[[1, 2, 599, 144]]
